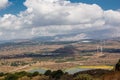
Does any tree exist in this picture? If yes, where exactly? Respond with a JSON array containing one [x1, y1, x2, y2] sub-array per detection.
[[44, 70, 52, 76], [51, 70, 64, 79], [115, 59, 120, 71]]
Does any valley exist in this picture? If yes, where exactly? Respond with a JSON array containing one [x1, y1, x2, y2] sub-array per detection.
[[0, 39, 120, 72]]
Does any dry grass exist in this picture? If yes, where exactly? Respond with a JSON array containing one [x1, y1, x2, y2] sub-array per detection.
[[0, 40, 119, 72], [102, 71, 120, 80]]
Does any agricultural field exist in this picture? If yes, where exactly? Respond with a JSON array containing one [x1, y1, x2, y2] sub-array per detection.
[[0, 39, 120, 73]]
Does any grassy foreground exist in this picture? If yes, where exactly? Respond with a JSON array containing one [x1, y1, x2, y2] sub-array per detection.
[[0, 60, 119, 80]]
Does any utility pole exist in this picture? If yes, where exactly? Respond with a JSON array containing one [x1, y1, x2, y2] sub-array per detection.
[[97, 44, 99, 53], [100, 45, 103, 54], [96, 40, 104, 54]]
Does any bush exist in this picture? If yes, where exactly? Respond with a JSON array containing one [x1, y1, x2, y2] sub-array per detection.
[[11, 62, 19, 67], [15, 71, 28, 78], [27, 73, 33, 78], [0, 72, 4, 77], [5, 74, 19, 80], [32, 71, 39, 77]]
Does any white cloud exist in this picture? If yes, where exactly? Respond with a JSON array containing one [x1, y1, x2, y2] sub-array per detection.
[[0, 0, 9, 9], [104, 10, 120, 26], [0, 32, 3, 36], [0, 0, 120, 40], [23, 0, 104, 26]]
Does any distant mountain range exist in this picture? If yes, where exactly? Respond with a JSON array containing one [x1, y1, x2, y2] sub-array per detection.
[[0, 36, 120, 45]]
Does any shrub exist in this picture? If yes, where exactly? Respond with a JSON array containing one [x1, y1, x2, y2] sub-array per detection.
[[0, 72, 4, 77], [5, 74, 19, 80], [32, 71, 39, 77], [15, 71, 28, 78]]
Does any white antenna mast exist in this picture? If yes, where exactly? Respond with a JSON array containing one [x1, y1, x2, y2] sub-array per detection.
[[100, 45, 103, 54]]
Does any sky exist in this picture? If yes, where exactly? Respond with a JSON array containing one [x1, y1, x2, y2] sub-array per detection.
[[0, 0, 120, 41]]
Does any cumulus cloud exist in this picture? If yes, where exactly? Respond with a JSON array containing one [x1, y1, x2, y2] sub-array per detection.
[[23, 0, 104, 26], [104, 10, 120, 26], [0, 0, 10, 9], [0, 0, 120, 40]]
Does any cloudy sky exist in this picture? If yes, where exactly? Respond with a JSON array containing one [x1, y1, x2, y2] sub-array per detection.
[[0, 0, 120, 41]]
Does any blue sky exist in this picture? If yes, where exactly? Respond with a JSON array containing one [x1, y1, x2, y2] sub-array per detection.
[[0, 0, 120, 41], [0, 0, 120, 16], [70, 0, 120, 10], [0, 0, 26, 16]]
